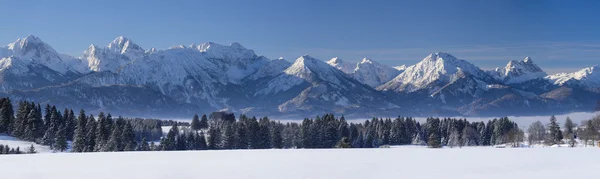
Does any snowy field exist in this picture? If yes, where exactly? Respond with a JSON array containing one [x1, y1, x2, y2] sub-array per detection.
[[1, 147, 599, 179], [0, 135, 52, 153]]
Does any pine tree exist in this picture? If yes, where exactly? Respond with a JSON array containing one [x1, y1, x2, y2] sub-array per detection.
[[27, 144, 36, 154], [547, 115, 563, 145], [191, 114, 201, 131], [270, 122, 283, 149], [207, 126, 221, 150], [138, 137, 150, 151], [564, 117, 577, 147], [72, 110, 88, 152], [95, 112, 110, 151], [54, 125, 68, 152], [0, 98, 14, 134], [84, 115, 97, 152], [221, 123, 236, 149], [427, 118, 442, 148], [235, 121, 248, 149], [197, 131, 207, 150], [199, 114, 209, 130], [122, 121, 137, 151]]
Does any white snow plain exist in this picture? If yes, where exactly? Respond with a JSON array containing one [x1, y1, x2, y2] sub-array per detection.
[[1, 147, 598, 179]]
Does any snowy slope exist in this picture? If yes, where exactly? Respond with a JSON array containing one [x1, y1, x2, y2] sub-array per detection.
[[546, 65, 600, 88], [256, 55, 394, 113], [246, 57, 291, 81], [352, 58, 401, 87], [326, 57, 355, 74], [0, 35, 83, 74], [0, 135, 52, 153], [378, 52, 493, 93], [393, 65, 407, 71], [81, 36, 146, 72], [1, 147, 599, 179], [489, 57, 547, 84]]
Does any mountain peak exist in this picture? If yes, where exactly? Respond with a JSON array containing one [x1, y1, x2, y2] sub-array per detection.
[[490, 56, 547, 84], [378, 53, 488, 92], [360, 57, 374, 64], [107, 36, 143, 55], [327, 57, 355, 74]]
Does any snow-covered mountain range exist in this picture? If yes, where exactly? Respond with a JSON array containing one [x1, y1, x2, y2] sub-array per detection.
[[1, 35, 599, 118]]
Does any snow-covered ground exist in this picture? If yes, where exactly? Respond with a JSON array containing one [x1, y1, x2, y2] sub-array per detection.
[[1, 147, 598, 179], [0, 135, 52, 153]]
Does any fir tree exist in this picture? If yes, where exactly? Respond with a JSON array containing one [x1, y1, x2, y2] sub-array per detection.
[[0, 98, 14, 134], [199, 114, 209, 130], [547, 115, 563, 145], [122, 121, 137, 151], [427, 118, 442, 148], [27, 144, 36, 154], [54, 125, 68, 152], [207, 127, 221, 149], [72, 110, 88, 152], [190, 114, 201, 131], [84, 115, 97, 152], [138, 137, 150, 151]]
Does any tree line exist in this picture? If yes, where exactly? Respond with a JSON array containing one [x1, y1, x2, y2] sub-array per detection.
[[0, 98, 166, 152], [527, 115, 600, 147], [154, 113, 524, 150]]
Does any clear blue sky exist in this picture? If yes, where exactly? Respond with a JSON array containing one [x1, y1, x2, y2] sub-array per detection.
[[2, 0, 600, 74]]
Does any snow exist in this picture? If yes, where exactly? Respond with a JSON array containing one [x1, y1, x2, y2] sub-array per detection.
[[0, 35, 83, 74], [0, 135, 52, 153], [1, 147, 598, 179], [352, 58, 401, 87], [259, 55, 347, 95], [546, 65, 600, 88], [326, 57, 355, 74], [489, 57, 547, 84], [393, 64, 407, 71], [378, 52, 490, 92]]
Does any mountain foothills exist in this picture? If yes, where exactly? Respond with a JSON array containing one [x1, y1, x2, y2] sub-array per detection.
[[0, 35, 599, 118]]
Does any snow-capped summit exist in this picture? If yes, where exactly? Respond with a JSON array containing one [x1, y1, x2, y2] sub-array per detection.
[[106, 36, 145, 60], [352, 58, 401, 87], [489, 57, 547, 84], [246, 57, 291, 80], [393, 65, 407, 71], [546, 65, 600, 88], [378, 52, 491, 92], [193, 42, 256, 63], [1, 35, 81, 74], [327, 57, 355, 74]]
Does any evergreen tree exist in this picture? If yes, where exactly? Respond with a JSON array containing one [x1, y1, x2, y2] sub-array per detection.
[[221, 122, 237, 149], [335, 137, 352, 148], [199, 114, 209, 130], [563, 117, 577, 147], [197, 131, 207, 150], [161, 124, 179, 151], [0, 98, 14, 134], [95, 112, 110, 151], [270, 122, 283, 148], [27, 144, 36, 154], [547, 115, 563, 145], [191, 114, 202, 131], [54, 125, 68, 152], [122, 121, 137, 151], [72, 110, 88, 152], [258, 117, 271, 149], [246, 116, 260, 149], [207, 126, 221, 149], [138, 137, 150, 151], [85, 115, 97, 152], [427, 118, 442, 148], [235, 121, 248, 149]]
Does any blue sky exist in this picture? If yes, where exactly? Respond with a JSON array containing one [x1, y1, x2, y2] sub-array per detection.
[[1, 0, 599, 74]]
